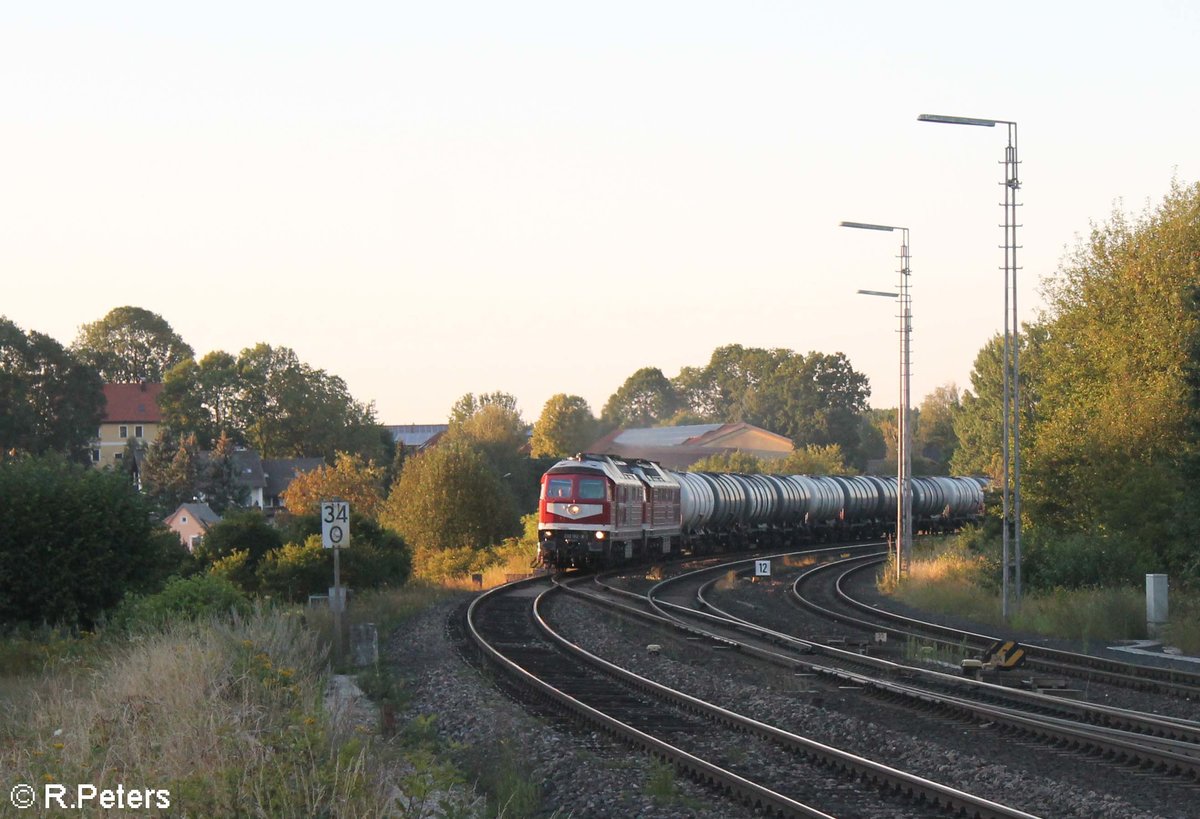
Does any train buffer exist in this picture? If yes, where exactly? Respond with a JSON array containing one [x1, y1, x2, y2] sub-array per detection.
[[960, 639, 1027, 679]]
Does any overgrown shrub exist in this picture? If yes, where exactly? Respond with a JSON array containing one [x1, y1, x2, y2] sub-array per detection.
[[110, 574, 251, 632], [0, 454, 186, 627], [1022, 528, 1157, 590], [256, 539, 329, 603], [209, 549, 258, 592], [193, 509, 282, 574]]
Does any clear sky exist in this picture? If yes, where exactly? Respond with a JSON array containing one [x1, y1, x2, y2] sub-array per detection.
[[4, 1, 1198, 425]]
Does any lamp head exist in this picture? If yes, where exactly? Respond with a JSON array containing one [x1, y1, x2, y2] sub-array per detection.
[[918, 113, 1000, 127]]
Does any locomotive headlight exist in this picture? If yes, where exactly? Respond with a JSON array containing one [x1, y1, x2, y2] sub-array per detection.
[[568, 504, 581, 515], [595, 531, 606, 540]]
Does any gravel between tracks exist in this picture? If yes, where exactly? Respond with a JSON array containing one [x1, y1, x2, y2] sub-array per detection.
[[383, 585, 1192, 818], [385, 593, 757, 819], [545, 583, 1188, 819]]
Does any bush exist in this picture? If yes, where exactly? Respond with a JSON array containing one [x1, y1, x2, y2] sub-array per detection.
[[1022, 528, 1157, 590], [256, 538, 329, 603], [194, 509, 282, 571], [258, 521, 413, 603], [111, 574, 251, 632], [0, 454, 183, 627], [209, 549, 258, 593]]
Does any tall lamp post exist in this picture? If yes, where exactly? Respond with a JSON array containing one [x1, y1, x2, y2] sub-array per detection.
[[917, 113, 1021, 618], [841, 221, 912, 581]]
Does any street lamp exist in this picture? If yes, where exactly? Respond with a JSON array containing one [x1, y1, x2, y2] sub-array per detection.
[[841, 221, 912, 582], [917, 113, 1022, 618]]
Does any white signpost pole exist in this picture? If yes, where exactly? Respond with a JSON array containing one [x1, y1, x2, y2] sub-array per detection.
[[321, 500, 350, 664]]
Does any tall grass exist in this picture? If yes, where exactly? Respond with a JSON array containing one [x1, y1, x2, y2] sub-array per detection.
[[0, 610, 391, 816], [888, 535, 1200, 653]]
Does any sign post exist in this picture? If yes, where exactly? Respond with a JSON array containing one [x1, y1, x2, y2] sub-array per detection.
[[321, 500, 350, 664], [754, 559, 771, 578]]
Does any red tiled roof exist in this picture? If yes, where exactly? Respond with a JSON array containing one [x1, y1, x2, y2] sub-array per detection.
[[102, 382, 164, 423]]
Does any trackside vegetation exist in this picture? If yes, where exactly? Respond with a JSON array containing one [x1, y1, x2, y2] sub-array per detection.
[[891, 530, 1200, 655]]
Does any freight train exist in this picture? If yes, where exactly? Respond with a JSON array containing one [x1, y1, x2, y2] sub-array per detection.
[[537, 453, 985, 569]]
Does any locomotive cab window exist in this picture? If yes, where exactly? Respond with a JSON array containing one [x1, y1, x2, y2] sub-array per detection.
[[546, 478, 573, 498], [578, 478, 606, 499]]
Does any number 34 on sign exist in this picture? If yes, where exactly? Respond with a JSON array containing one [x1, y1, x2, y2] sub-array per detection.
[[321, 501, 350, 549]]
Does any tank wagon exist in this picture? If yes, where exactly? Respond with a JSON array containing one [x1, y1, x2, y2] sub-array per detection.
[[537, 453, 984, 569]]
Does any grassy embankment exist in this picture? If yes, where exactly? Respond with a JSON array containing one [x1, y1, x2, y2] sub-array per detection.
[[881, 535, 1200, 655], [0, 545, 555, 818]]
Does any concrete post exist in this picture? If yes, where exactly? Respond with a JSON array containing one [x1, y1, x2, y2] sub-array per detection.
[[1146, 574, 1169, 639], [350, 622, 379, 667]]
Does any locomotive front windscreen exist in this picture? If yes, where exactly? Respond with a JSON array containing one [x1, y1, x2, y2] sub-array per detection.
[[546, 478, 573, 498], [578, 478, 606, 499]]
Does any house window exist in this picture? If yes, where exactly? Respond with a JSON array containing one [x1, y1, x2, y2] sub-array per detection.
[[189, 534, 202, 552], [135, 425, 144, 438], [181, 516, 188, 524], [114, 453, 123, 461], [120, 425, 128, 438], [91, 449, 100, 463]]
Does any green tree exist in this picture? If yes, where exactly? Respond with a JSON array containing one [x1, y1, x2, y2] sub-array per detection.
[[379, 441, 519, 570], [1027, 182, 1199, 572], [858, 409, 891, 468], [0, 455, 186, 626], [449, 391, 519, 426], [158, 351, 243, 448], [914, 384, 961, 474], [71, 306, 193, 383], [139, 429, 202, 515], [236, 343, 387, 462], [198, 431, 249, 514], [445, 392, 535, 511], [602, 367, 679, 428], [1175, 283, 1200, 577], [671, 345, 870, 464], [0, 317, 105, 462], [530, 394, 597, 458], [949, 328, 1044, 483]]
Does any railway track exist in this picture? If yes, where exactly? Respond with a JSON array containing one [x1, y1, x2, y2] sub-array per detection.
[[794, 552, 1200, 701], [619, 552, 1200, 785], [467, 573, 1043, 818]]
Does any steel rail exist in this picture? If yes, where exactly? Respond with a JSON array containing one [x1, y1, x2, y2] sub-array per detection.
[[808, 554, 1200, 700], [531, 578, 1041, 819], [466, 576, 835, 818], [625, 557, 1200, 778]]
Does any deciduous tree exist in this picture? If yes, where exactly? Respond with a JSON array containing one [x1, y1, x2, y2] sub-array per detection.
[[601, 367, 679, 428], [379, 441, 519, 566], [282, 452, 386, 519], [0, 317, 104, 462], [914, 384, 961, 474], [72, 306, 193, 383], [158, 351, 242, 448], [530, 394, 596, 458], [1027, 181, 1198, 571]]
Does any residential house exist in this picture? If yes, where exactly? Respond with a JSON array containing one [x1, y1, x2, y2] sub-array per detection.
[[261, 457, 327, 512], [196, 448, 268, 509], [585, 422, 793, 470], [384, 424, 448, 453], [164, 502, 222, 552], [91, 382, 163, 470]]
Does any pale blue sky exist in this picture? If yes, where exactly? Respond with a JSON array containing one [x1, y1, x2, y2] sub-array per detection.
[[4, 2, 1198, 424]]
